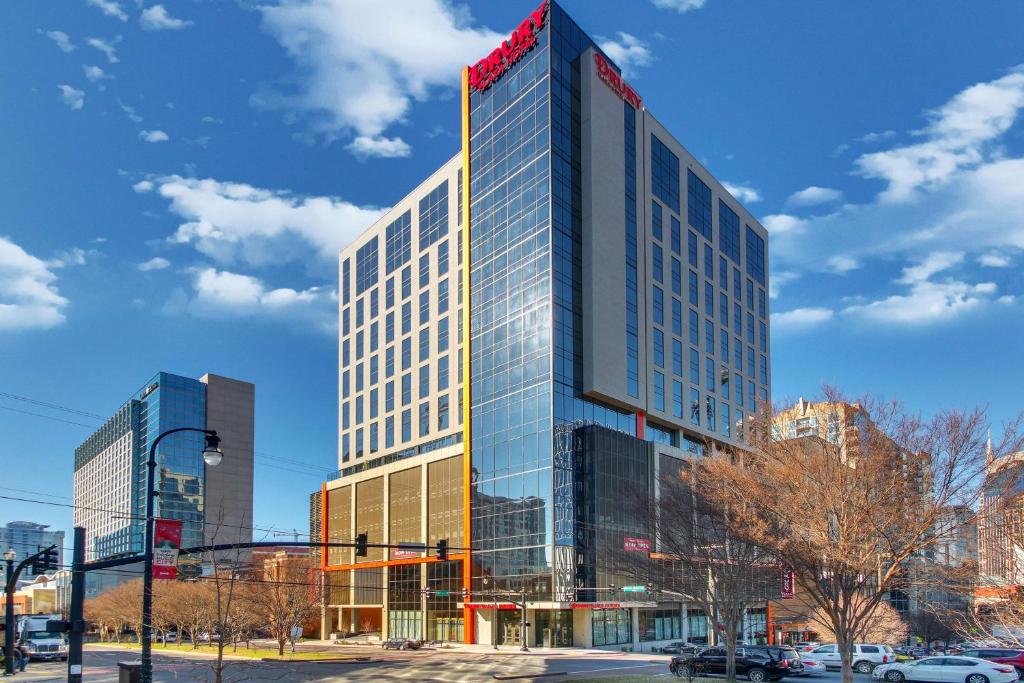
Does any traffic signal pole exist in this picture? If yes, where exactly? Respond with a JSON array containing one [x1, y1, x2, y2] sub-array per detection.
[[67, 527, 85, 683]]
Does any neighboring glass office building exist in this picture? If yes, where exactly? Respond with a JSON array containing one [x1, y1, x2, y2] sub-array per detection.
[[73, 372, 254, 595], [321, 0, 771, 649]]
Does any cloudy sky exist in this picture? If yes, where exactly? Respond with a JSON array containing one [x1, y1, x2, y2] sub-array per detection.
[[2, 0, 1023, 538]]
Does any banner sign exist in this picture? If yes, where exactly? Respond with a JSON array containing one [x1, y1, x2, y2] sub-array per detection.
[[464, 602, 518, 610], [781, 570, 795, 599], [623, 536, 651, 552], [152, 518, 183, 580], [393, 548, 420, 560]]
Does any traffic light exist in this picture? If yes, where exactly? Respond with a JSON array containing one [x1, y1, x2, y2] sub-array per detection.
[[355, 532, 368, 557], [31, 545, 59, 574], [436, 539, 448, 562]]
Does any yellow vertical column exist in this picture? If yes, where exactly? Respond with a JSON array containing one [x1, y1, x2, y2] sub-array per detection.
[[460, 66, 474, 644]]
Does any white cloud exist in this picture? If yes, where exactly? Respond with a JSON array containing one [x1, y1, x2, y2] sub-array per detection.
[[45, 247, 98, 268], [83, 65, 113, 90], [58, 85, 85, 110], [826, 255, 860, 273], [201, 115, 223, 124], [87, 37, 119, 63], [855, 66, 1024, 203], [650, 0, 707, 12], [979, 252, 1011, 267], [347, 135, 411, 159], [42, 30, 76, 53], [597, 32, 652, 79], [769, 271, 800, 300], [138, 256, 170, 271], [86, 0, 128, 21], [997, 295, 1016, 305], [253, 0, 506, 156], [762, 213, 808, 235], [857, 130, 896, 144], [786, 185, 842, 208], [149, 175, 385, 269], [0, 236, 69, 332], [132, 180, 154, 193], [140, 5, 192, 31], [722, 182, 761, 204], [186, 267, 336, 332], [118, 100, 143, 123], [842, 251, 1000, 325], [139, 129, 170, 143], [771, 307, 834, 332]]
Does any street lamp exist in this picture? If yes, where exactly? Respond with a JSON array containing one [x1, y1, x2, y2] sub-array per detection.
[[140, 428, 221, 683], [4, 547, 16, 676]]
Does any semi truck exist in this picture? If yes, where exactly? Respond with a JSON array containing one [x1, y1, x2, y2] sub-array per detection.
[[17, 614, 68, 661]]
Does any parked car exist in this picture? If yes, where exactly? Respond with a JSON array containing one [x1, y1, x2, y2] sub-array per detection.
[[670, 645, 804, 681], [794, 642, 821, 652], [872, 656, 1018, 683], [660, 642, 701, 655], [805, 643, 896, 673], [956, 648, 1024, 675], [797, 654, 827, 676], [381, 638, 421, 651]]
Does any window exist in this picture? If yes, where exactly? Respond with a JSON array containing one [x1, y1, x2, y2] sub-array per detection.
[[734, 302, 742, 334], [438, 317, 449, 352], [672, 381, 683, 419], [356, 237, 378, 295], [736, 376, 744, 407], [759, 321, 767, 352], [419, 365, 430, 398], [688, 230, 698, 266], [673, 339, 683, 376], [401, 337, 411, 370], [438, 239, 449, 275], [419, 290, 429, 324], [719, 293, 729, 326], [704, 244, 714, 279], [651, 135, 680, 213], [342, 258, 350, 305], [719, 200, 741, 263], [401, 302, 411, 335], [671, 258, 682, 296], [690, 388, 700, 426], [419, 402, 430, 436], [653, 371, 665, 412], [722, 403, 731, 437], [747, 312, 755, 344], [342, 433, 350, 462], [402, 409, 411, 442], [437, 395, 450, 430], [746, 226, 766, 285], [689, 309, 699, 345], [342, 307, 350, 335], [401, 266, 411, 299], [672, 298, 682, 335], [760, 354, 769, 384], [688, 270, 699, 306], [356, 298, 364, 328], [733, 268, 741, 297], [719, 256, 728, 291], [720, 331, 729, 362], [386, 277, 395, 308], [370, 322, 379, 352], [385, 415, 394, 448], [758, 288, 766, 318], [401, 374, 411, 406], [746, 279, 755, 309], [370, 388, 379, 419], [671, 216, 681, 255], [704, 281, 714, 315], [385, 381, 394, 412], [355, 428, 363, 458], [342, 402, 350, 429], [355, 331, 364, 361], [438, 356, 449, 391], [355, 395, 363, 423], [369, 288, 379, 319], [652, 200, 663, 240], [369, 354, 379, 384], [652, 243, 663, 283], [419, 253, 429, 289], [706, 396, 716, 431], [419, 327, 430, 361], [653, 329, 664, 367], [342, 339, 350, 366], [687, 169, 713, 240], [385, 210, 412, 274], [385, 312, 395, 343], [419, 180, 448, 250], [341, 370, 350, 399], [652, 286, 664, 325], [706, 357, 715, 391], [690, 348, 699, 383], [438, 279, 449, 314]]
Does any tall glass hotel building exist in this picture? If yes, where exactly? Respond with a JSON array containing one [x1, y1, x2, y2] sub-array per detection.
[[321, 0, 771, 649]]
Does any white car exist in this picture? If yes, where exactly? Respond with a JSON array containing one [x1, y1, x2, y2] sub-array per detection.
[[806, 643, 896, 673], [797, 655, 827, 676], [872, 656, 1018, 683]]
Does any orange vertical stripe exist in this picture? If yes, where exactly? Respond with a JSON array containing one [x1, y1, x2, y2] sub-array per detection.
[[320, 482, 328, 569], [460, 65, 474, 645]]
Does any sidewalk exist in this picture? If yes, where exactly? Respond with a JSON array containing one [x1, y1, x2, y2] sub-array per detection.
[[0, 670, 64, 682]]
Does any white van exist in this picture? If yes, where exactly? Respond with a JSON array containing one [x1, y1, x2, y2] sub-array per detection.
[[806, 643, 896, 673]]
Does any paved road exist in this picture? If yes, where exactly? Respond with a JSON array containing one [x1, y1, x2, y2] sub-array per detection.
[[13, 647, 874, 682]]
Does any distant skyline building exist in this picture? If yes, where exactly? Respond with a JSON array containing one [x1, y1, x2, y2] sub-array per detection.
[[319, 0, 771, 650], [979, 450, 1024, 589], [0, 521, 64, 581], [73, 371, 254, 593]]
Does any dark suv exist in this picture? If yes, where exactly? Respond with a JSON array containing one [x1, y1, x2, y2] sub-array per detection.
[[670, 646, 804, 681]]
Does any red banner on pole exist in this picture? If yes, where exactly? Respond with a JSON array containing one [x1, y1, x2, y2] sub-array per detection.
[[781, 570, 795, 599], [153, 519, 183, 580]]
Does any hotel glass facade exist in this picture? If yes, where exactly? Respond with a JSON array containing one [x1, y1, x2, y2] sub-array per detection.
[[321, 0, 770, 648]]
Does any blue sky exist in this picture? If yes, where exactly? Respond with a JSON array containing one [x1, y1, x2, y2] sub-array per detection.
[[2, 0, 1023, 541]]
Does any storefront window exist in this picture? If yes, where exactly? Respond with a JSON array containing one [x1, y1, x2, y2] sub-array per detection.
[[592, 608, 631, 646], [687, 608, 709, 644], [639, 607, 682, 641]]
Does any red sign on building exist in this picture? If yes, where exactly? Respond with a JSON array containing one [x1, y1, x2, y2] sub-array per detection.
[[781, 570, 795, 599], [593, 52, 643, 110], [468, 0, 548, 92], [152, 518, 183, 580], [623, 536, 651, 553], [393, 549, 420, 560]]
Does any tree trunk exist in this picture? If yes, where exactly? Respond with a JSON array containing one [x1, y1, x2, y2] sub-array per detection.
[[725, 623, 739, 683], [838, 636, 855, 683], [278, 635, 286, 656]]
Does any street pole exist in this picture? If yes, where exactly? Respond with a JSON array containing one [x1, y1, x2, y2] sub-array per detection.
[[520, 587, 528, 652], [4, 553, 14, 676], [67, 527, 85, 683], [141, 427, 220, 683]]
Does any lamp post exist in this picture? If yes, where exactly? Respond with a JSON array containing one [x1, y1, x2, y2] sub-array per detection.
[[4, 547, 16, 676], [140, 428, 222, 683]]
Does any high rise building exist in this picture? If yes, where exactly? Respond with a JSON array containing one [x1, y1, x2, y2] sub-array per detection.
[[73, 372, 254, 594], [320, 0, 771, 649], [0, 521, 64, 581], [978, 451, 1024, 588]]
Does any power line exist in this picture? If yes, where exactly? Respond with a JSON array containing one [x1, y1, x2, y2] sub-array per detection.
[[0, 390, 107, 420], [0, 404, 98, 429]]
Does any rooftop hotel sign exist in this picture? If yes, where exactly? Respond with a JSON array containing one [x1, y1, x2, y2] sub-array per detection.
[[468, 0, 548, 92], [594, 52, 643, 109]]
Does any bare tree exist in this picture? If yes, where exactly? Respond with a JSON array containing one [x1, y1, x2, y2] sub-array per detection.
[[809, 599, 909, 645], [701, 388, 1023, 683], [611, 454, 779, 682], [907, 609, 958, 648], [241, 559, 321, 656]]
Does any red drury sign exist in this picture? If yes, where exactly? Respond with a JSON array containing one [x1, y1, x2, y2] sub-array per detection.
[[593, 52, 643, 110], [152, 518, 183, 580], [623, 536, 651, 552], [468, 0, 548, 92]]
